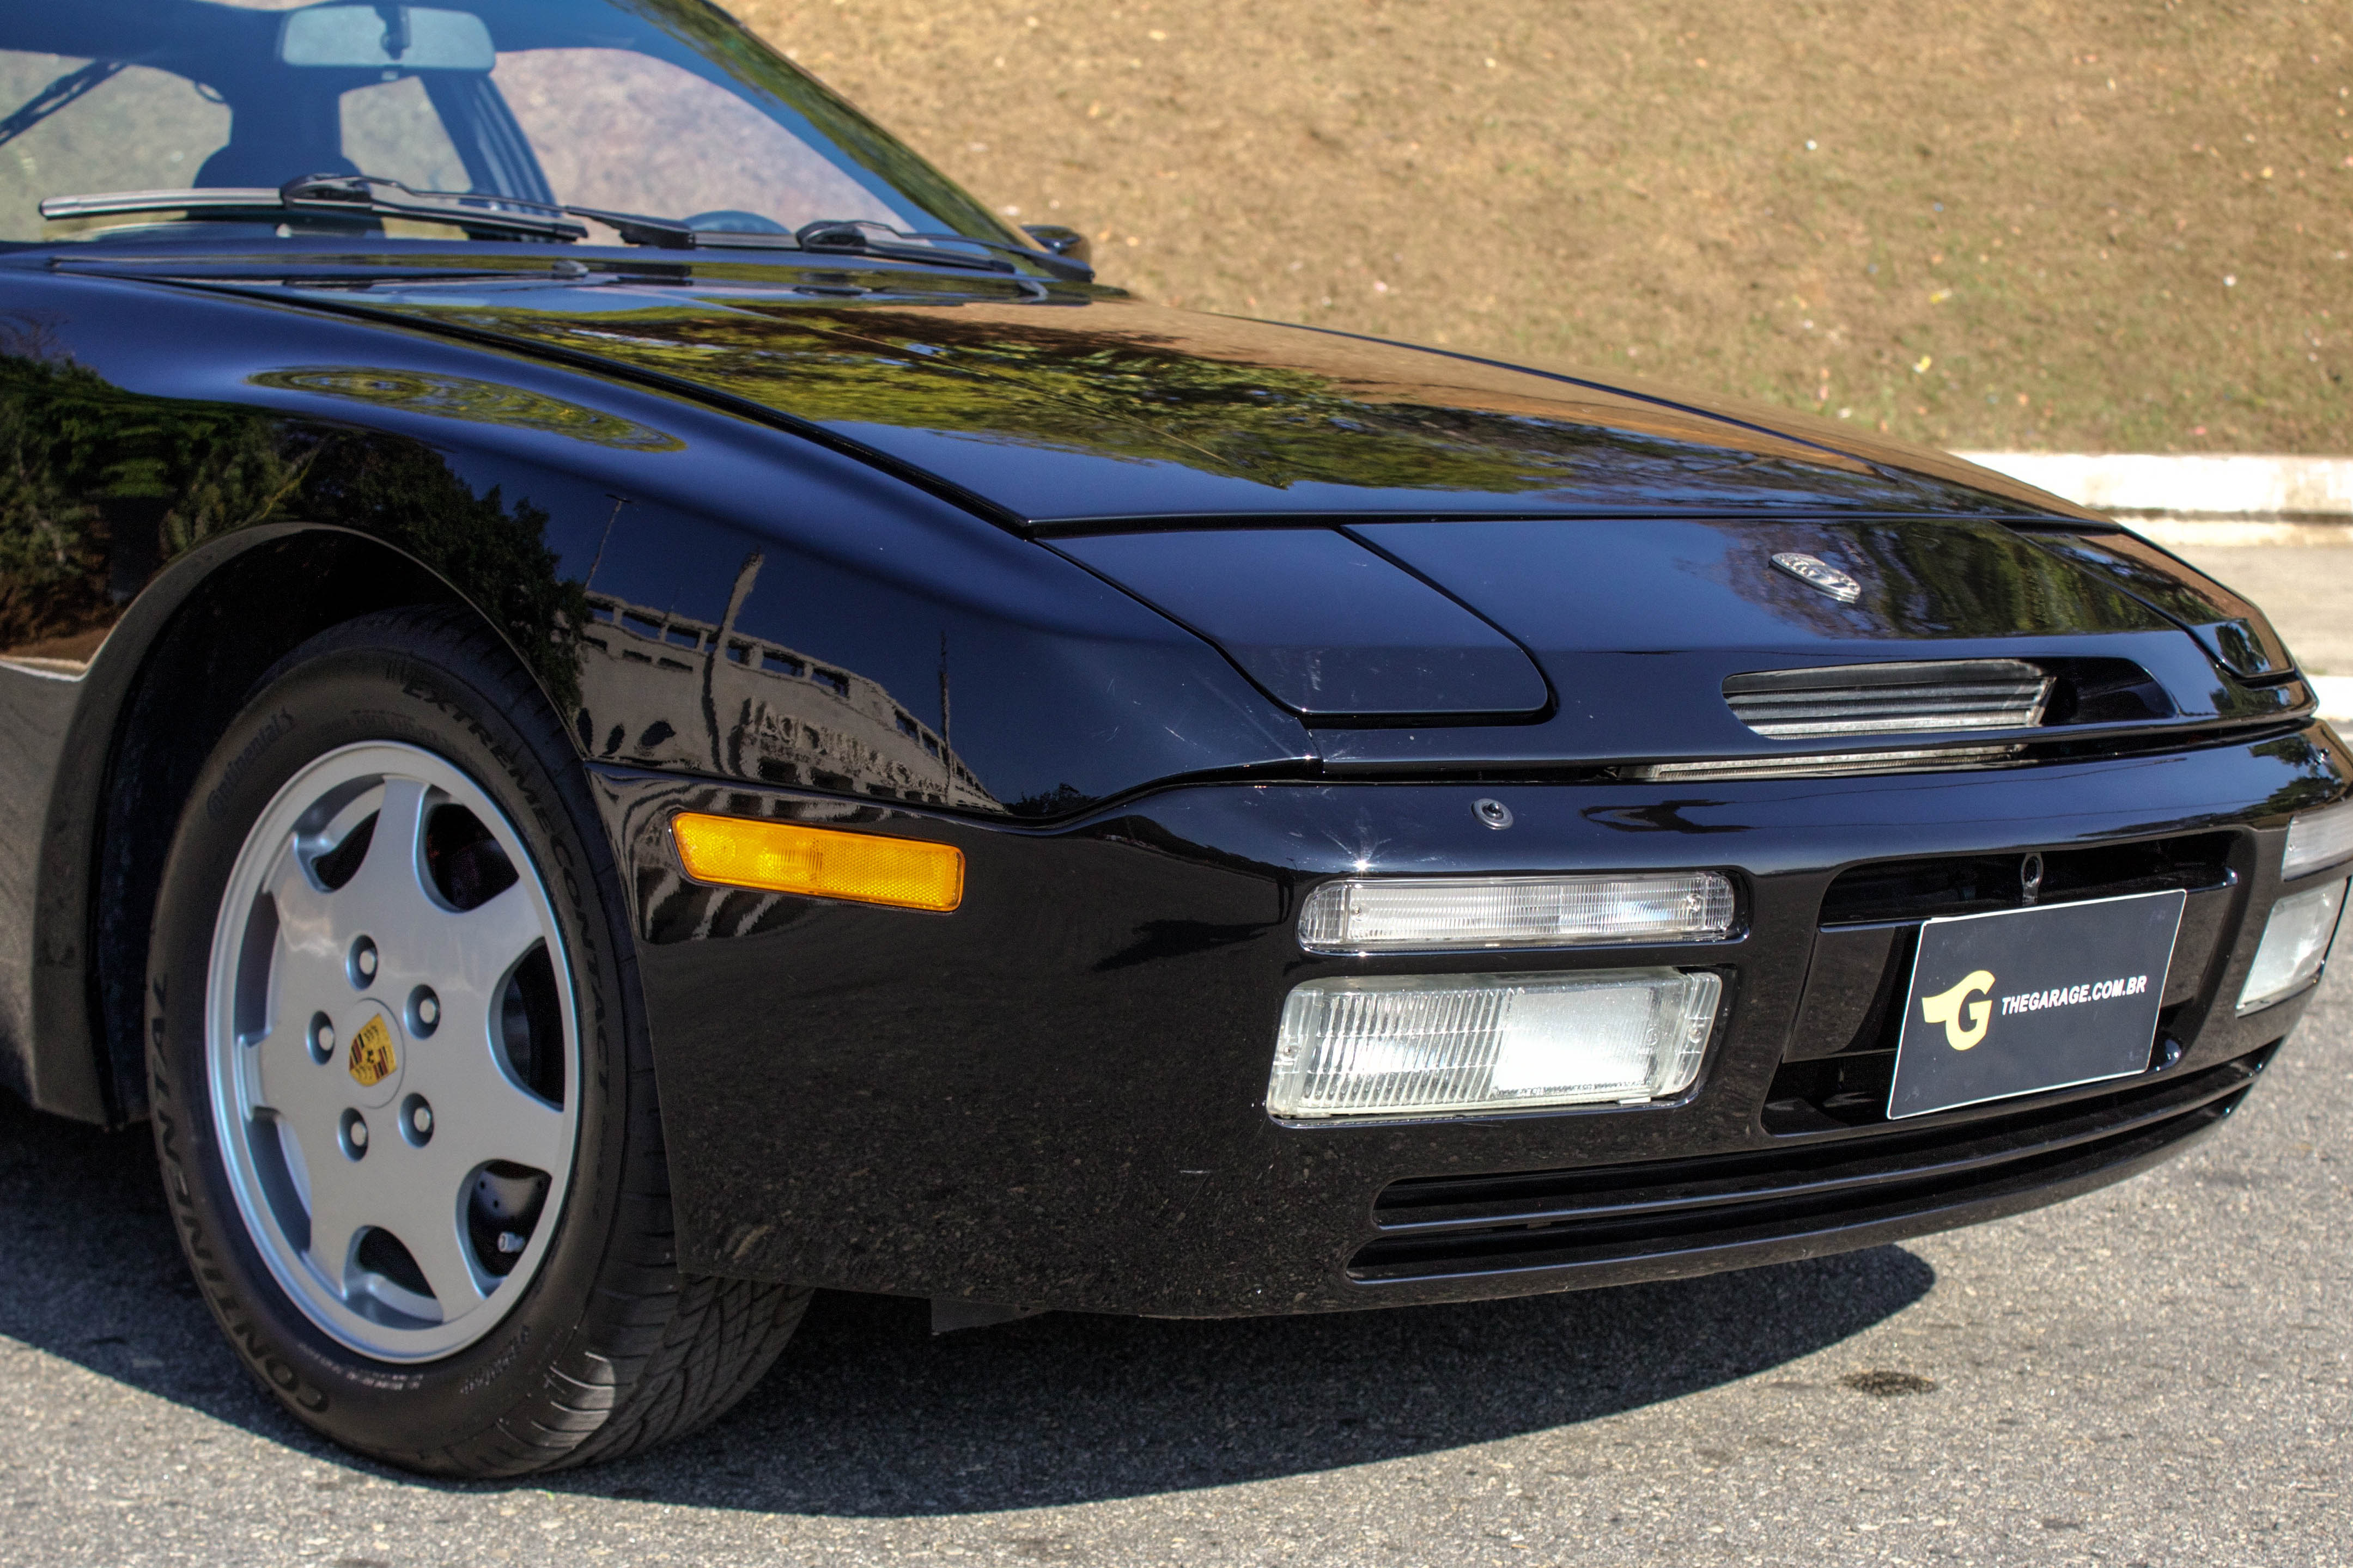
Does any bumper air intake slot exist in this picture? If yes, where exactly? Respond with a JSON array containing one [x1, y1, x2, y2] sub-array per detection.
[[1348, 1047, 2270, 1281]]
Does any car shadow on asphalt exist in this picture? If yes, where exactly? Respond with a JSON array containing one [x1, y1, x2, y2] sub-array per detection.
[[0, 1087, 1933, 1516]]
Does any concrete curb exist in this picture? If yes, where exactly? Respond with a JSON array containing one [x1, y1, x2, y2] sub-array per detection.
[[1957, 452, 2353, 521]]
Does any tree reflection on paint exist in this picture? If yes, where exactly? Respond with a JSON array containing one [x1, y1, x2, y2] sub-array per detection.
[[0, 327, 588, 705], [378, 290, 2035, 513]]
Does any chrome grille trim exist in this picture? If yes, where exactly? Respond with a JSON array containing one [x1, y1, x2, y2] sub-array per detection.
[[1628, 744, 2026, 783], [1724, 658, 2053, 738]]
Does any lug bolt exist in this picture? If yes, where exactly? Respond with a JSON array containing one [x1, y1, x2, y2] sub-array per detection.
[[417, 995, 439, 1028], [341, 1109, 369, 1159], [409, 986, 440, 1036], [309, 1012, 336, 1064], [412, 1103, 432, 1134], [401, 1094, 435, 1147], [349, 936, 379, 987]]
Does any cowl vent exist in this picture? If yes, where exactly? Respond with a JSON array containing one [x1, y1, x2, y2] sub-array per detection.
[[1724, 659, 2053, 739]]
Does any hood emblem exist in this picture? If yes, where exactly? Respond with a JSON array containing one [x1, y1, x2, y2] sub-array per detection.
[[1771, 551, 1863, 605]]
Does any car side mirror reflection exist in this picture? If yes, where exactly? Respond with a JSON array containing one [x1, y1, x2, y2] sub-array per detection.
[[1021, 224, 1091, 269]]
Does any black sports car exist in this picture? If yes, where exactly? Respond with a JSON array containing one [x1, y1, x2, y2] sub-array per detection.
[[2, 0, 2346, 1477]]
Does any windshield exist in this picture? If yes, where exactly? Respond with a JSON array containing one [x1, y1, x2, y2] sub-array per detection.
[[0, 0, 1019, 248]]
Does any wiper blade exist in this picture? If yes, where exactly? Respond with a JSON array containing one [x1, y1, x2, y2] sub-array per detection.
[[37, 174, 1092, 282], [41, 173, 589, 243]]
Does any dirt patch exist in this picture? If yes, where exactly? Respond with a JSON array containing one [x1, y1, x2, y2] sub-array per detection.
[[738, 0, 2349, 454]]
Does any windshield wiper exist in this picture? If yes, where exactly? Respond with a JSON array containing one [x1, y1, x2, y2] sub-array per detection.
[[563, 209, 1090, 282], [40, 174, 589, 243], [38, 174, 1093, 282]]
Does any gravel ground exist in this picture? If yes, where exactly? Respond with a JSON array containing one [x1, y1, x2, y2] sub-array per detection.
[[1, 957, 2346, 1566], [734, 0, 2351, 456]]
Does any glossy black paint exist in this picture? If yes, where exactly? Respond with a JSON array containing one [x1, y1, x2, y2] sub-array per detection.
[[0, 230, 2338, 1322], [606, 725, 2346, 1315], [183, 252, 2089, 525], [0, 256, 1330, 1115], [1054, 529, 1550, 720]]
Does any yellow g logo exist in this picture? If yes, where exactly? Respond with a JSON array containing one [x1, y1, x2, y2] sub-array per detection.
[[1919, 970, 1996, 1051]]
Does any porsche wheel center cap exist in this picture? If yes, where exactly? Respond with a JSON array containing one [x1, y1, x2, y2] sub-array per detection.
[[343, 1004, 406, 1109]]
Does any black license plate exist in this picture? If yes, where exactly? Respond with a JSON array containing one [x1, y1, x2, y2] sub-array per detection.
[[1887, 889, 2186, 1120]]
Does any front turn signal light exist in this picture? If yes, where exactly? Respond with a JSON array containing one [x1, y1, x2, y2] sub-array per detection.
[[671, 813, 964, 912]]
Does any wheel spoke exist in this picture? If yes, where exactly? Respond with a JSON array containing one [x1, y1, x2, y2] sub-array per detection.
[[333, 777, 437, 951], [264, 854, 342, 978], [302, 1160, 370, 1286], [423, 1045, 571, 1176], [248, 1015, 340, 1125], [457, 883, 549, 990], [391, 1198, 488, 1317]]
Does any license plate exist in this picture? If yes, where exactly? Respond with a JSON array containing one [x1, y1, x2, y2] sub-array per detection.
[[1887, 889, 2186, 1120]]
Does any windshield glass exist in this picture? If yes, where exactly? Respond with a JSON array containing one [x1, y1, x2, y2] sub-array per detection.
[[0, 0, 1017, 247]]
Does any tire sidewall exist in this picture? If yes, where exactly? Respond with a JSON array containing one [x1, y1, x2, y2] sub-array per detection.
[[147, 630, 635, 1465]]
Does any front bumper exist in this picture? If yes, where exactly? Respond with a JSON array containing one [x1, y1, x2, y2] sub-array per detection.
[[598, 720, 2349, 1316]]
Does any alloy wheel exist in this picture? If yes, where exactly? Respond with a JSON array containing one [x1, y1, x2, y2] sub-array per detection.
[[204, 741, 579, 1361]]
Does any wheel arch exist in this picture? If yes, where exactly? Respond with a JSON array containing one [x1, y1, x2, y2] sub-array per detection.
[[41, 523, 567, 1125]]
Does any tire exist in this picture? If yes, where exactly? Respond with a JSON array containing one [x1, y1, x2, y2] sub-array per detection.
[[143, 605, 808, 1475]]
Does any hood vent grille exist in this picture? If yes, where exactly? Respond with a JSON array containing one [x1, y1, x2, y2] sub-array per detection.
[[1724, 659, 2053, 739]]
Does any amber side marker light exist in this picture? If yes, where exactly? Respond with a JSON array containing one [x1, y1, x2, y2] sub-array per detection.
[[671, 813, 964, 913]]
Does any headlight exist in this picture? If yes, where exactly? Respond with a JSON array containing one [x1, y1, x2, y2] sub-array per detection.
[[2283, 801, 2353, 880], [2238, 880, 2347, 1013], [1267, 968, 1723, 1119], [1297, 872, 1735, 954]]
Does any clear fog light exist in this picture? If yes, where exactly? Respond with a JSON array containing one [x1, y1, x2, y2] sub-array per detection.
[[2283, 802, 2353, 880], [2238, 879, 2348, 1012], [1267, 968, 1723, 1120], [1298, 872, 1735, 954]]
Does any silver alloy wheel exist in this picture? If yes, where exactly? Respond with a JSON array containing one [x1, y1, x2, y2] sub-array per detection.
[[205, 741, 579, 1362]]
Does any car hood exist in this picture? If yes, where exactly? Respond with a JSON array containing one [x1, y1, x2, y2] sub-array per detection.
[[153, 256, 2295, 747], [208, 261, 2095, 527]]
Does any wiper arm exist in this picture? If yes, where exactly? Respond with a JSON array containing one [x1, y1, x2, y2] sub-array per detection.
[[795, 219, 1092, 282], [1, 61, 123, 150], [589, 211, 1090, 282], [40, 173, 589, 243]]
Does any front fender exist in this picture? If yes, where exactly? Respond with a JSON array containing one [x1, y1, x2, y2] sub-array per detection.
[[0, 268, 1311, 1120]]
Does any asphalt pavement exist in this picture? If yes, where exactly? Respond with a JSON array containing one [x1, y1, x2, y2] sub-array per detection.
[[2, 947, 2347, 1566]]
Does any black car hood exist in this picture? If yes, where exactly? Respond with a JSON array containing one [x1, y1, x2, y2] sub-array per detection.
[[199, 261, 2098, 527], [122, 255, 2293, 740]]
